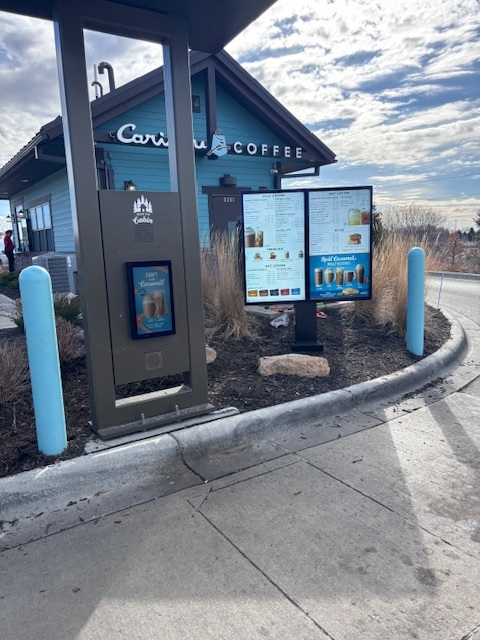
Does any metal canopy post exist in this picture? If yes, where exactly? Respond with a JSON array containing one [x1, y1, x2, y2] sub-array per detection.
[[52, 0, 210, 436], [53, 0, 116, 427], [163, 31, 209, 405]]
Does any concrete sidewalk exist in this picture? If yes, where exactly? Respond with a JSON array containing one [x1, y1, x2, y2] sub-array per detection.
[[1, 305, 479, 638], [1, 392, 480, 639], [0, 292, 16, 329]]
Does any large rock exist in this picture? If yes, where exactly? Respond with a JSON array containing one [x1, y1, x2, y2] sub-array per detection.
[[258, 354, 330, 378], [206, 345, 217, 364]]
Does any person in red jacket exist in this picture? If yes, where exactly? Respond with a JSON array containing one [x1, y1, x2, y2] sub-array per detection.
[[3, 229, 15, 273]]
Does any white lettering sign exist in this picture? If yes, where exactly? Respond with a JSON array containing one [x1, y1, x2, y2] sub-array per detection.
[[113, 123, 303, 160]]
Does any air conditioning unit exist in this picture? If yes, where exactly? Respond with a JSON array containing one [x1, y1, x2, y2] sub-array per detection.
[[32, 253, 78, 294]]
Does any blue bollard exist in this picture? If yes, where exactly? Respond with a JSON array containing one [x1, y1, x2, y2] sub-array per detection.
[[19, 266, 67, 456], [406, 247, 425, 356]]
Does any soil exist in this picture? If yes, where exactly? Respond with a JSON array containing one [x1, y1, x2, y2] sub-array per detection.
[[0, 282, 450, 479]]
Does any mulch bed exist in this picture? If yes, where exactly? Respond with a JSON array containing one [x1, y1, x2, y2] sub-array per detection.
[[0, 286, 450, 478]]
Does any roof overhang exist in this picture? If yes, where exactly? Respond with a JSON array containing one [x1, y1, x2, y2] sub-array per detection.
[[0, 0, 278, 54]]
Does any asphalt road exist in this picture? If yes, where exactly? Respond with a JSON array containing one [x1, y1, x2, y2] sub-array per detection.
[[427, 274, 480, 323]]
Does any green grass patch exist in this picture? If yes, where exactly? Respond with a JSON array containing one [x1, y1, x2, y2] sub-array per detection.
[[0, 271, 19, 288]]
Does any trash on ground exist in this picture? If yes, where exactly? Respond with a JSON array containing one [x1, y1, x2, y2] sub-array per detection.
[[270, 313, 290, 328]]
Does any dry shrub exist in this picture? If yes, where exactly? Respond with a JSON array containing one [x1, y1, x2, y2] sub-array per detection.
[[55, 316, 85, 363], [201, 230, 258, 340], [0, 342, 30, 407], [350, 232, 437, 334]]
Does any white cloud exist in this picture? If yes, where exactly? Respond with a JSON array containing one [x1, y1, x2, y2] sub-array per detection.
[[0, 0, 479, 227]]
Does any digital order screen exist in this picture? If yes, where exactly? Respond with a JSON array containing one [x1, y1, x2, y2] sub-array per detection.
[[242, 186, 372, 305], [242, 190, 306, 304], [308, 187, 372, 302], [126, 260, 176, 339]]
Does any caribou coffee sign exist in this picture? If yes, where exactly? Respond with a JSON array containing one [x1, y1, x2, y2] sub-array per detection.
[[114, 123, 303, 159]]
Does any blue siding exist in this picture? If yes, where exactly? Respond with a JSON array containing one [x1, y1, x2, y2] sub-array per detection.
[[97, 76, 299, 245], [102, 143, 171, 192], [17, 168, 74, 253], [15, 70, 305, 252], [215, 84, 287, 144]]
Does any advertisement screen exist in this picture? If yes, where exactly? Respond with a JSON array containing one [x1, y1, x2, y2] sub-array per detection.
[[242, 190, 306, 303], [308, 187, 372, 301], [126, 261, 176, 339]]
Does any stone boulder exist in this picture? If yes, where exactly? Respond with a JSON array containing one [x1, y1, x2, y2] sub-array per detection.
[[258, 353, 330, 378], [206, 345, 217, 364]]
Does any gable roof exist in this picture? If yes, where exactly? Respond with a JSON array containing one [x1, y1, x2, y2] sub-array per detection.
[[0, 50, 336, 198]]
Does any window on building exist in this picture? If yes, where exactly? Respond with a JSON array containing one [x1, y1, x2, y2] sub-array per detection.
[[27, 201, 54, 252], [11, 203, 28, 252]]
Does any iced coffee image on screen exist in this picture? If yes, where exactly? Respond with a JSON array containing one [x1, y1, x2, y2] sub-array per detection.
[[355, 263, 364, 284], [245, 226, 256, 247], [142, 295, 156, 318], [347, 208, 362, 225], [153, 289, 167, 316]]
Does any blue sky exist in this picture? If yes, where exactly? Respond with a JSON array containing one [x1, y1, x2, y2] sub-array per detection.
[[1, 0, 479, 229]]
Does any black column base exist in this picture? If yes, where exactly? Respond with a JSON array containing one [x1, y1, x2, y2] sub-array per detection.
[[291, 340, 324, 353]]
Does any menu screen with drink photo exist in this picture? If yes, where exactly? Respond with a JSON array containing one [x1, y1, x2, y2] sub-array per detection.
[[126, 261, 176, 339], [308, 187, 372, 301], [242, 186, 372, 304], [242, 190, 307, 303]]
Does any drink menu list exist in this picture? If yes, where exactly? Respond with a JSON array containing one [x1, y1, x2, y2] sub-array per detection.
[[243, 191, 306, 303], [308, 188, 372, 301]]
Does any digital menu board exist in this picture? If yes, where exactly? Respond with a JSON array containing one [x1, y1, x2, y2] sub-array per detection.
[[242, 190, 306, 303], [242, 186, 372, 304], [308, 187, 372, 301], [126, 261, 176, 339]]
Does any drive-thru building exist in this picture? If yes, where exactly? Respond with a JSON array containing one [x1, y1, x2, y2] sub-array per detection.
[[0, 49, 336, 265]]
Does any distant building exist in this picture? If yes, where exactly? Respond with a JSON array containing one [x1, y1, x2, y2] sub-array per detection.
[[0, 50, 335, 256]]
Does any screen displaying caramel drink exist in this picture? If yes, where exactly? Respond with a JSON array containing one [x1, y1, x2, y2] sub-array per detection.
[[355, 263, 364, 284], [142, 296, 156, 318]]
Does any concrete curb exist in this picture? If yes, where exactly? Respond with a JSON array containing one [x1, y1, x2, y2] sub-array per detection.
[[429, 271, 480, 281], [172, 309, 466, 469], [0, 309, 468, 549]]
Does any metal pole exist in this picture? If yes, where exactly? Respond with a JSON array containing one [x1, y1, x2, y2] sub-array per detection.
[[406, 247, 425, 356], [19, 266, 67, 456], [436, 272, 444, 310]]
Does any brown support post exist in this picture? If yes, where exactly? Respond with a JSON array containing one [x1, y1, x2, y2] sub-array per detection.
[[53, 0, 116, 428], [163, 29, 209, 406]]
